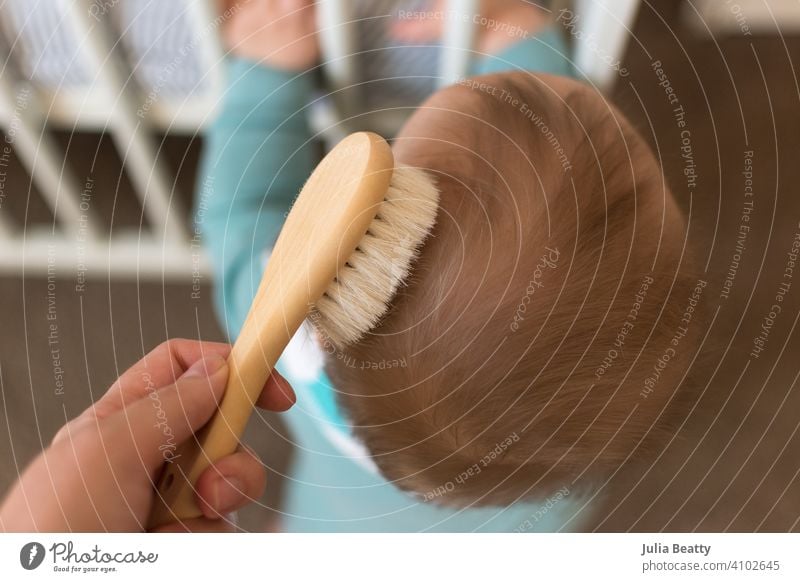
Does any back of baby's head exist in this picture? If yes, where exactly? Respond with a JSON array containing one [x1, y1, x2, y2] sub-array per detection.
[[325, 72, 703, 507]]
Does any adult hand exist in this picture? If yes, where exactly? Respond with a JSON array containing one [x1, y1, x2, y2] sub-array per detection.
[[0, 339, 295, 532]]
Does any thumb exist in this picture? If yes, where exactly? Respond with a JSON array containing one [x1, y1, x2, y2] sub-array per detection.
[[101, 354, 229, 474]]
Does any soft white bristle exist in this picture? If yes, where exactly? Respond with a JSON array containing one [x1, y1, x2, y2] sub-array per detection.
[[310, 165, 440, 347]]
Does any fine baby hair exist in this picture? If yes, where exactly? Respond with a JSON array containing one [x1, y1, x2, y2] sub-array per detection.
[[322, 72, 706, 508]]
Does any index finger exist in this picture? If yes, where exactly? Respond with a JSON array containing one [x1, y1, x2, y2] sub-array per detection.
[[107, 339, 296, 412], [52, 340, 295, 446], [92, 339, 232, 420], [257, 370, 295, 411]]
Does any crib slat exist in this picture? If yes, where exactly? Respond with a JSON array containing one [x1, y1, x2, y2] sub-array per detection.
[[0, 57, 100, 241], [317, 0, 360, 117], [439, 0, 478, 87], [0, 230, 207, 279], [62, 0, 189, 245], [573, 0, 640, 90]]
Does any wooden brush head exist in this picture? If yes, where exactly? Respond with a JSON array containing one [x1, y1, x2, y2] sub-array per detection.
[[311, 150, 440, 347], [259, 132, 394, 317]]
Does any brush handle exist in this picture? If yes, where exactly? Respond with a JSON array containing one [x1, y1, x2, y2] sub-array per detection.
[[147, 291, 302, 528], [146, 132, 393, 529]]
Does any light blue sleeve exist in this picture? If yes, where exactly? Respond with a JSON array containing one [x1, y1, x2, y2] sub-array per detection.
[[471, 26, 576, 78], [195, 58, 316, 338]]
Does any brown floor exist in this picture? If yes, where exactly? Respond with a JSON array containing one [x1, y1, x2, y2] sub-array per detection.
[[1, 3, 800, 531], [597, 3, 800, 531]]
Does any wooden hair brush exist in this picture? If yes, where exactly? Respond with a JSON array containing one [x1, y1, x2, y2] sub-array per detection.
[[148, 132, 439, 527]]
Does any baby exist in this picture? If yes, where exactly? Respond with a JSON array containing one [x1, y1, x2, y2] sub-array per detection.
[[202, 74, 703, 531], [324, 73, 703, 517], [200, 6, 703, 532]]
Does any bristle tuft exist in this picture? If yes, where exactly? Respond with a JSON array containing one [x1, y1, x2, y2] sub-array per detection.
[[310, 166, 439, 347]]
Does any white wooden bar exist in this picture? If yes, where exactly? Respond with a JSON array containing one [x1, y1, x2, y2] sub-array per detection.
[[0, 46, 98, 238], [684, 0, 800, 35], [0, 228, 207, 279], [573, 0, 640, 90], [62, 0, 189, 245], [316, 0, 359, 118], [439, 0, 478, 87], [39, 85, 215, 134]]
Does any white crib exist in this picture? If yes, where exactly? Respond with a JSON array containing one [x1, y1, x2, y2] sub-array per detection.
[[0, 0, 640, 280]]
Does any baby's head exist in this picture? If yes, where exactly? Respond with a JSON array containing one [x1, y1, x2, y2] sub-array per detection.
[[325, 72, 703, 507]]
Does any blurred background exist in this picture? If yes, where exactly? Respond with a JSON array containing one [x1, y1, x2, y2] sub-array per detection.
[[1, 0, 799, 531]]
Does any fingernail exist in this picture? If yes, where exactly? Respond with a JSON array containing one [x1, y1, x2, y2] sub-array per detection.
[[213, 477, 244, 514], [182, 354, 227, 379]]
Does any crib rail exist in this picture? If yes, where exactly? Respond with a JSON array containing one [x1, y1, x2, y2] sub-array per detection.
[[0, 0, 639, 280], [0, 0, 222, 279]]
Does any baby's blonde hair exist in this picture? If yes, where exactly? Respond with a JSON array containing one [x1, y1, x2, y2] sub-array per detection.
[[326, 72, 705, 507]]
